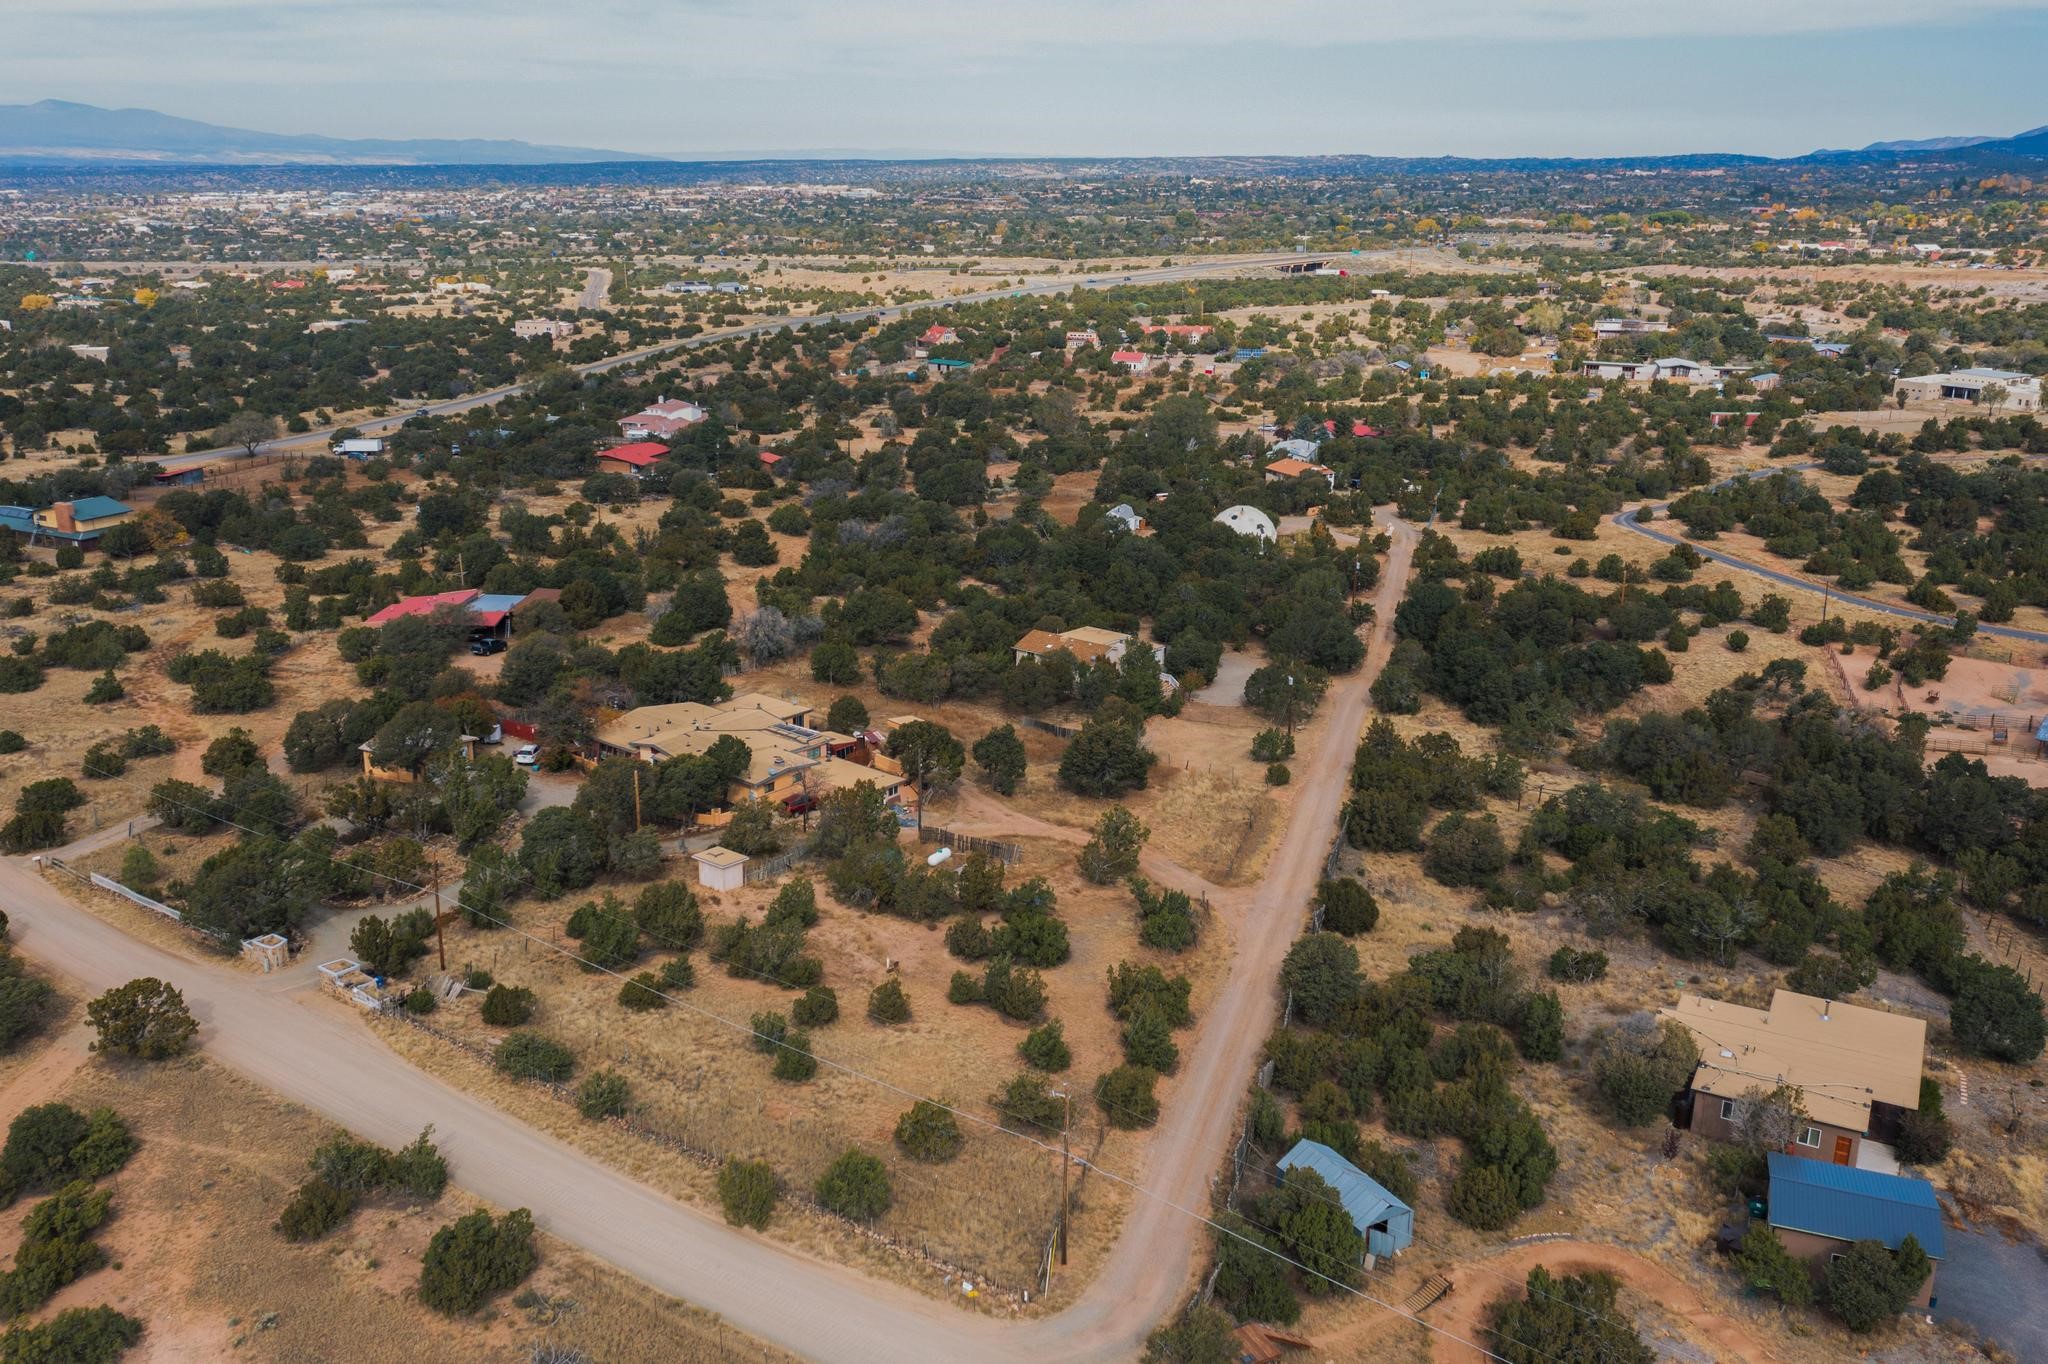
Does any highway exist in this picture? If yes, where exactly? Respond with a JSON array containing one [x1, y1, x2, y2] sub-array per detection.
[[158, 250, 1398, 471], [1611, 459, 2048, 648]]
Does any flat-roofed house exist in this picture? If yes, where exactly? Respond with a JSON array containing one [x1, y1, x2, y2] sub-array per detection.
[[1664, 989, 1926, 1173], [592, 693, 904, 815], [1893, 368, 2040, 411]]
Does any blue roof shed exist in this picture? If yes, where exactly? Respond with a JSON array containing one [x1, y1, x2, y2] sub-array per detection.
[[1277, 1139, 1413, 1259], [1766, 1153, 1944, 1259]]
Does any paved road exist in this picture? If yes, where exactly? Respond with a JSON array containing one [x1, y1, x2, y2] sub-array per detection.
[[1611, 459, 2048, 648], [0, 513, 1417, 1363], [159, 250, 1402, 472], [578, 267, 612, 310]]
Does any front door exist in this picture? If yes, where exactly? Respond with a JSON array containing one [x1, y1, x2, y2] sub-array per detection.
[[1832, 1135, 1853, 1166]]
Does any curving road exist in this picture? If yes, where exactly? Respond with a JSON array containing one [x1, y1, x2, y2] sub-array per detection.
[[1611, 458, 2048, 648], [578, 267, 613, 310], [160, 250, 1411, 471], [4, 512, 1418, 1363]]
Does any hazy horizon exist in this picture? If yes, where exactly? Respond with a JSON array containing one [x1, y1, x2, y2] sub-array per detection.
[[7, 1, 2048, 161]]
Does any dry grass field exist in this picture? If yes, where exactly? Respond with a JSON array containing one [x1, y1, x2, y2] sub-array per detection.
[[0, 1048, 793, 1364]]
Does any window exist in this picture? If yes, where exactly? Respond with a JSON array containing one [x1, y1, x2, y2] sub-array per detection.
[[1720, 1099, 1738, 1122], [1797, 1127, 1823, 1148], [1829, 1252, 1847, 1265]]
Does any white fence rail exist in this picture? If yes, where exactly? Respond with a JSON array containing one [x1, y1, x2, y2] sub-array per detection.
[[89, 872, 183, 922]]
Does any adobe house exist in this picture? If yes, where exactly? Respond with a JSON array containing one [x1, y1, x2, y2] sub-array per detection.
[[1664, 989, 1926, 1172]]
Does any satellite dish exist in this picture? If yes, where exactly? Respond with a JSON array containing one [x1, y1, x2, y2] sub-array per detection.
[[927, 847, 953, 867]]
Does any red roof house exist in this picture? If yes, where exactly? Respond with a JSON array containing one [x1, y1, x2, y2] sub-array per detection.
[[596, 442, 669, 476], [1351, 422, 1382, 438], [759, 451, 785, 469], [365, 589, 480, 627], [921, 324, 959, 346], [1111, 350, 1153, 373]]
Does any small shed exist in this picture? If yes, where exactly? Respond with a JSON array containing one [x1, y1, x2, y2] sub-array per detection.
[[1277, 1138, 1414, 1259], [692, 845, 748, 892]]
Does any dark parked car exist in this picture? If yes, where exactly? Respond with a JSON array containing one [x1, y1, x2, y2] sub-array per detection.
[[469, 637, 507, 656]]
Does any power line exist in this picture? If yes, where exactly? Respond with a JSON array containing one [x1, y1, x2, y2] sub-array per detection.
[[59, 759, 1555, 1363]]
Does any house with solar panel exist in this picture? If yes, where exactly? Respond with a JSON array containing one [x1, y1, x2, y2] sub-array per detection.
[[1276, 1139, 1413, 1261], [1764, 1153, 1944, 1308]]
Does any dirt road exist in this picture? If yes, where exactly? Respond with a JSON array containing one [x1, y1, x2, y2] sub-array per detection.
[[4, 510, 1419, 1363], [1424, 1239, 1779, 1364], [1049, 508, 1419, 1355], [579, 267, 613, 309]]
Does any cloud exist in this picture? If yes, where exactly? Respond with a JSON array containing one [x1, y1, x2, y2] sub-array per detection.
[[18, 0, 2048, 44]]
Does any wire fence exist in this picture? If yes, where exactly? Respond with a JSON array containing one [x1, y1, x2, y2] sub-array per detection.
[[917, 826, 1022, 865]]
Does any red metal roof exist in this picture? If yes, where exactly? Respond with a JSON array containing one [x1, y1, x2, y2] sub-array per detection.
[[365, 589, 479, 626], [600, 442, 669, 467]]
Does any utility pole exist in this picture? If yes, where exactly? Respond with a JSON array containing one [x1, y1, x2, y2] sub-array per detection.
[[632, 766, 643, 832], [1056, 1087, 1071, 1266], [432, 864, 446, 971]]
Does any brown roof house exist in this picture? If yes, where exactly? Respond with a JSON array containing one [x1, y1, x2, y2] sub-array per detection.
[[1663, 989, 1926, 1174], [1012, 626, 1161, 669]]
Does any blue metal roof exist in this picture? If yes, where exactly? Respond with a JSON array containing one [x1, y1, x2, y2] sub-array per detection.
[[1277, 1140, 1414, 1255], [1767, 1153, 1944, 1258], [66, 495, 132, 520], [0, 507, 33, 535]]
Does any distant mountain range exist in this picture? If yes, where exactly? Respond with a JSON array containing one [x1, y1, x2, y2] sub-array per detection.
[[1, 99, 2044, 169], [0, 100, 658, 166]]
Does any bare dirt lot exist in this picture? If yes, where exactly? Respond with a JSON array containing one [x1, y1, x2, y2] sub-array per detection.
[[0, 1047, 794, 1364]]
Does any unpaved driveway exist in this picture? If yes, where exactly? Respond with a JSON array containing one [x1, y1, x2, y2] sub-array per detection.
[[1423, 1240, 1778, 1364]]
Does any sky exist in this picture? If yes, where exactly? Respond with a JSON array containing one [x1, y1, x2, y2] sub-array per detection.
[[7, 0, 2048, 159]]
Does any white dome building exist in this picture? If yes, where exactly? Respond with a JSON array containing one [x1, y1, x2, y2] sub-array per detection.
[[1214, 504, 1278, 542]]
